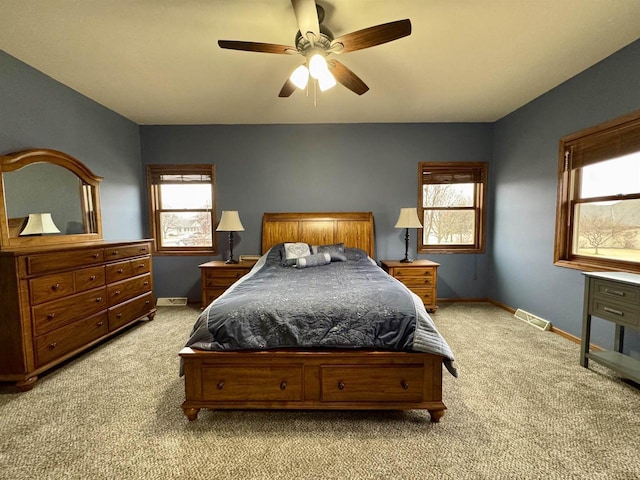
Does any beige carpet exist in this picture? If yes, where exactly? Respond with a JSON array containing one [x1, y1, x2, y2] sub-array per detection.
[[1, 303, 639, 479]]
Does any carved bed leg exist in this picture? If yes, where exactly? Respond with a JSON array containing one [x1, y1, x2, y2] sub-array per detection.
[[428, 409, 446, 423], [16, 376, 38, 392], [183, 407, 200, 421]]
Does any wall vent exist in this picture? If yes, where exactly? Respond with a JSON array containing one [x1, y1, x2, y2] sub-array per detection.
[[156, 297, 188, 306], [514, 308, 551, 331]]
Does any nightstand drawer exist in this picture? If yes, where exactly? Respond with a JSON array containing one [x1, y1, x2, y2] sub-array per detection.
[[400, 275, 436, 288], [407, 288, 436, 305], [392, 267, 436, 280]]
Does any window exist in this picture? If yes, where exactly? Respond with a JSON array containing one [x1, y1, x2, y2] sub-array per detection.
[[146, 165, 217, 255], [418, 162, 487, 253], [554, 110, 640, 273]]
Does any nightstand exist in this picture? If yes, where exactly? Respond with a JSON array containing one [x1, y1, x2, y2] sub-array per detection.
[[381, 260, 439, 312], [199, 260, 258, 308]]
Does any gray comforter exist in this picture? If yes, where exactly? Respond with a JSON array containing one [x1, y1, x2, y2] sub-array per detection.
[[185, 245, 457, 376]]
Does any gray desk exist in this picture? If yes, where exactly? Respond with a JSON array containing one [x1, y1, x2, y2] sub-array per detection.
[[581, 271, 640, 383]]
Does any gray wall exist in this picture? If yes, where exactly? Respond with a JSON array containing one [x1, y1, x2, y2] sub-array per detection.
[[490, 39, 640, 356], [3, 36, 640, 358], [140, 123, 493, 301], [0, 51, 144, 240]]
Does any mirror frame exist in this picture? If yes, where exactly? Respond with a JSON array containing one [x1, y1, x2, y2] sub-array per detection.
[[0, 149, 103, 249]]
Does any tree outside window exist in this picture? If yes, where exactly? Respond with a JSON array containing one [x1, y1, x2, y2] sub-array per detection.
[[554, 109, 640, 273], [418, 162, 487, 254]]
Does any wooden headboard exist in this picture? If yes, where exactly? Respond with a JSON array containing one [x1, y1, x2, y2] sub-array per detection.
[[261, 212, 375, 258]]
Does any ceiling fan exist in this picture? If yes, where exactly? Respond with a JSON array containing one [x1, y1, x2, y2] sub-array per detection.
[[218, 0, 412, 97]]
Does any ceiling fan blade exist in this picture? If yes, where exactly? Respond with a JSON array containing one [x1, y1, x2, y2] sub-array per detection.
[[328, 60, 369, 95], [291, 0, 320, 40], [278, 77, 297, 98], [331, 19, 412, 54], [218, 40, 294, 55]]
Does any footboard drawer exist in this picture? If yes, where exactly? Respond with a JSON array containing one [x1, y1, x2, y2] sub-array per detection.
[[201, 365, 303, 401], [320, 365, 424, 402]]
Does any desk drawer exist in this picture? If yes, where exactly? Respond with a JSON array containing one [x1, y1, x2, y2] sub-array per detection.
[[590, 298, 640, 327], [593, 278, 640, 306]]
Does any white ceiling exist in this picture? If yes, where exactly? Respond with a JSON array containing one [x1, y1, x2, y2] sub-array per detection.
[[1, 0, 640, 125]]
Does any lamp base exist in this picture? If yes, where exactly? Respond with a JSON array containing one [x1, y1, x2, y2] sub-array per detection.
[[225, 258, 239, 264], [400, 258, 414, 263]]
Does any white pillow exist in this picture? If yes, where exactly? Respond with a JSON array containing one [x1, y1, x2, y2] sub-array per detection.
[[283, 242, 311, 266]]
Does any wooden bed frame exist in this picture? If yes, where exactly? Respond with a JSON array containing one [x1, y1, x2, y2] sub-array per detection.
[[180, 212, 447, 422]]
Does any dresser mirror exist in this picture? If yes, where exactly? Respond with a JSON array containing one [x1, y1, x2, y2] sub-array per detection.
[[0, 149, 103, 249]]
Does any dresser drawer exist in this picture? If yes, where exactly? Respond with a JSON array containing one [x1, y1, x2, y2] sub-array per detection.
[[593, 278, 640, 306], [320, 365, 424, 402], [26, 248, 104, 275], [32, 287, 107, 336], [75, 266, 106, 292], [104, 243, 151, 261], [107, 273, 152, 305], [34, 312, 108, 366], [201, 365, 303, 401], [108, 292, 154, 330], [106, 257, 151, 283], [30, 272, 75, 305]]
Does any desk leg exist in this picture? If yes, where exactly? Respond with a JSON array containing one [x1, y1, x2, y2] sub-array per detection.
[[580, 314, 591, 368], [614, 324, 625, 353]]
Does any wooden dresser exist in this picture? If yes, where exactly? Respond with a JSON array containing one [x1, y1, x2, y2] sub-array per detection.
[[381, 260, 440, 312], [199, 259, 258, 308], [0, 240, 156, 391]]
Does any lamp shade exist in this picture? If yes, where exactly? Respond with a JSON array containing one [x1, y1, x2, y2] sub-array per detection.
[[394, 208, 423, 229], [216, 210, 245, 232], [20, 213, 61, 235]]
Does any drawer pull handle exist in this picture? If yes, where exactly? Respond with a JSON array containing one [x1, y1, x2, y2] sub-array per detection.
[[604, 288, 625, 297], [112, 250, 119, 256], [48, 342, 57, 350], [89, 275, 96, 281], [118, 268, 124, 273], [143, 281, 149, 286], [401, 380, 409, 390], [47, 313, 56, 320], [138, 264, 145, 269], [603, 306, 624, 316], [141, 247, 147, 252], [97, 321, 104, 327], [93, 253, 100, 258], [52, 283, 60, 290], [280, 381, 287, 390], [217, 381, 225, 390], [338, 381, 345, 390], [114, 290, 121, 296], [145, 300, 150, 305], [96, 297, 103, 302], [116, 313, 122, 318]]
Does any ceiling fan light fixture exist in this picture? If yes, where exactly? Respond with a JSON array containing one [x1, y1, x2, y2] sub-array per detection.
[[290, 65, 309, 89], [318, 70, 336, 91], [308, 53, 329, 79]]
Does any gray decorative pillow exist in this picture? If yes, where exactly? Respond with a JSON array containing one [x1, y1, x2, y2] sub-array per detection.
[[282, 242, 311, 266], [296, 252, 331, 268], [311, 243, 347, 262]]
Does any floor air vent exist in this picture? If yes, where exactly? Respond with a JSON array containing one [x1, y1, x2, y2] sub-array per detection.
[[156, 297, 188, 306], [514, 308, 551, 331]]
